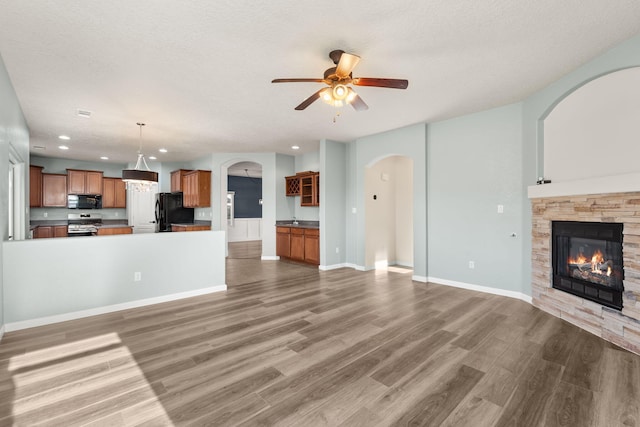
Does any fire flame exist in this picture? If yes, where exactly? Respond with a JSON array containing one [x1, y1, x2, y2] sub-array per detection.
[[568, 249, 612, 276]]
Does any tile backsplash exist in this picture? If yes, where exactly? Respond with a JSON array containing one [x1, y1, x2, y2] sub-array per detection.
[[30, 208, 126, 221]]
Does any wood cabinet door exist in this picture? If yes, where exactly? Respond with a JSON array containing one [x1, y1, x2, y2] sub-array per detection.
[[114, 179, 126, 208], [67, 170, 85, 194], [85, 171, 103, 194], [102, 178, 115, 208], [42, 174, 67, 207], [290, 230, 305, 261], [304, 233, 320, 265], [33, 226, 53, 239], [276, 228, 291, 257], [53, 225, 68, 238], [30, 165, 43, 207]]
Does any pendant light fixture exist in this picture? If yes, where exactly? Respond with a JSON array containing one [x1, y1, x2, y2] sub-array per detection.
[[122, 122, 158, 192]]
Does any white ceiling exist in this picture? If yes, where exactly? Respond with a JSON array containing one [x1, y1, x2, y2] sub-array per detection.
[[1, 1, 639, 164]]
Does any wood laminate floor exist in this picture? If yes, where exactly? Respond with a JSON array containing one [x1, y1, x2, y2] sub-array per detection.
[[1, 258, 639, 426]]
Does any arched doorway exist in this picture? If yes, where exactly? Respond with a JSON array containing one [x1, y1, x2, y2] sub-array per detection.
[[226, 161, 263, 259], [364, 155, 414, 272]]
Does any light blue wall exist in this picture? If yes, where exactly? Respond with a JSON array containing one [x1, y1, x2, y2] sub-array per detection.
[[320, 140, 347, 267], [0, 53, 29, 335], [427, 103, 525, 293], [348, 123, 428, 278], [3, 231, 225, 326]]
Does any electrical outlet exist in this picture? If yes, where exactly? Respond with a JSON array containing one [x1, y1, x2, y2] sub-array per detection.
[[336, 247, 340, 254], [468, 261, 475, 269], [134, 272, 142, 281], [43, 212, 48, 218], [497, 205, 504, 214], [115, 212, 118, 217]]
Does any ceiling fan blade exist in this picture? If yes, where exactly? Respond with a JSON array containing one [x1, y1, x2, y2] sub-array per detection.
[[294, 89, 324, 110], [272, 78, 325, 83], [352, 78, 409, 89], [350, 94, 368, 111], [335, 53, 361, 79]]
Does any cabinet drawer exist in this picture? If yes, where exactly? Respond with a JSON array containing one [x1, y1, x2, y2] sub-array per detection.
[[291, 228, 305, 235], [304, 228, 319, 236], [276, 227, 291, 233]]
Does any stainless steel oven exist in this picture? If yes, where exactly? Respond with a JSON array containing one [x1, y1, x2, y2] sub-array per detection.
[[67, 213, 102, 237]]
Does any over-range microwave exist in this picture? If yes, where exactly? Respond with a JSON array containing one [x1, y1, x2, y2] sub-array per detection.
[[68, 194, 102, 209]]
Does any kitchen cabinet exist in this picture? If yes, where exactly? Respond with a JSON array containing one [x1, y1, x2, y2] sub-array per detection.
[[30, 165, 43, 207], [171, 224, 211, 232], [170, 169, 192, 192], [276, 226, 291, 257], [303, 228, 320, 264], [300, 172, 319, 206], [290, 228, 305, 260], [275, 226, 319, 265], [67, 169, 103, 194], [284, 171, 319, 206], [33, 225, 68, 239], [285, 175, 301, 196], [103, 178, 127, 208], [96, 226, 132, 236], [183, 170, 211, 207], [42, 174, 67, 207]]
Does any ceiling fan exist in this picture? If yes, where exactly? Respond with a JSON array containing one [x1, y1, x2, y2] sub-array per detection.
[[272, 50, 409, 111]]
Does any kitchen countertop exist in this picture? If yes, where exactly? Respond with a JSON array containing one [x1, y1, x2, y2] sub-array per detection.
[[275, 220, 320, 229], [30, 220, 68, 227], [97, 224, 132, 229]]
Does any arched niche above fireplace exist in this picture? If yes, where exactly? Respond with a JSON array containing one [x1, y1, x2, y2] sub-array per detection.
[[543, 67, 640, 183]]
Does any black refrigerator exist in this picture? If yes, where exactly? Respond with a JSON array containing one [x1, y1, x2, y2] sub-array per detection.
[[155, 192, 194, 232]]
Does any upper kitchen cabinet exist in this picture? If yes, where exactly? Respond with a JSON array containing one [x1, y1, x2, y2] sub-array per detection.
[[103, 177, 127, 208], [30, 165, 43, 207], [285, 171, 320, 206], [67, 169, 103, 195], [183, 170, 211, 207], [285, 175, 301, 196], [300, 172, 319, 206], [170, 169, 193, 192], [42, 173, 67, 207]]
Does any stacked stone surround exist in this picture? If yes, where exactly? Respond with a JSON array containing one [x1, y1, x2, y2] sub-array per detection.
[[531, 192, 640, 355]]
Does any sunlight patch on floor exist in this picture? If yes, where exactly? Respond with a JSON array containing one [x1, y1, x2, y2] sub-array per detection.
[[7, 333, 172, 425]]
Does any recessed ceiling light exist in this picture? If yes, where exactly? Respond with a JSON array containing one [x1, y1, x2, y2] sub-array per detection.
[[100, 156, 109, 160], [148, 156, 157, 160], [158, 148, 168, 153], [58, 135, 70, 140], [58, 145, 69, 150], [77, 109, 91, 118], [291, 145, 300, 150]]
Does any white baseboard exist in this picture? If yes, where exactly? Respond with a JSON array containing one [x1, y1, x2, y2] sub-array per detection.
[[319, 263, 350, 271], [427, 277, 533, 304], [261, 255, 280, 261], [4, 285, 228, 332], [412, 275, 428, 283], [0, 324, 5, 342]]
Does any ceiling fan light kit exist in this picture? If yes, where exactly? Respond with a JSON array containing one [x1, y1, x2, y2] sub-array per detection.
[[272, 49, 408, 112]]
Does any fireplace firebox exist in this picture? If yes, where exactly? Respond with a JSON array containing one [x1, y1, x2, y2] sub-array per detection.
[[552, 221, 624, 310]]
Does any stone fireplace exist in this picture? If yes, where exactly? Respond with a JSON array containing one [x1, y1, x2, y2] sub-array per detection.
[[531, 192, 640, 355]]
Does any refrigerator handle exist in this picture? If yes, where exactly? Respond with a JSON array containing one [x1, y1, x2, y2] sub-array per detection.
[[155, 198, 162, 228]]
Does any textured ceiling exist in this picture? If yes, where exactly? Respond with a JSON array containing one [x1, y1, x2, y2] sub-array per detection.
[[1, 1, 639, 164]]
